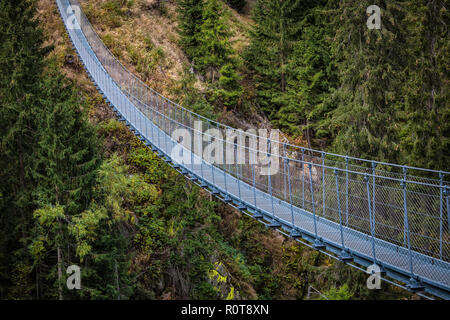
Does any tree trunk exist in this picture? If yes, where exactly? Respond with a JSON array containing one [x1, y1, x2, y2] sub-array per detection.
[[36, 265, 40, 300], [114, 260, 120, 300], [57, 246, 63, 300]]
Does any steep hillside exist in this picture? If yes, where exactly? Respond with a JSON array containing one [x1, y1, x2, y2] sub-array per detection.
[[37, 0, 273, 130], [30, 0, 414, 300]]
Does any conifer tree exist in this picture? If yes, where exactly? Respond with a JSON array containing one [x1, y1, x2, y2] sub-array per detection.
[[325, 0, 408, 162], [32, 70, 101, 214], [29, 69, 101, 300], [176, 66, 218, 119], [0, 0, 51, 298], [195, 0, 234, 81], [244, 0, 303, 119], [398, 0, 449, 171], [216, 63, 243, 108], [176, 0, 243, 110], [176, 0, 204, 61], [275, 1, 334, 147], [0, 0, 115, 299]]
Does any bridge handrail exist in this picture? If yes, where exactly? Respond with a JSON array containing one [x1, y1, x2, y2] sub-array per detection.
[[66, 0, 449, 183], [114, 93, 450, 189]]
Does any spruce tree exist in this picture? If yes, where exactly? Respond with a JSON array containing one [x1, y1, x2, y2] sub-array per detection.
[[398, 0, 449, 171], [195, 0, 234, 81], [176, 0, 204, 61], [325, 0, 408, 162], [275, 1, 335, 147], [29, 68, 101, 299], [32, 70, 100, 214], [176, 0, 243, 109], [244, 0, 303, 120], [217, 63, 243, 108], [0, 0, 105, 299], [0, 0, 51, 298]]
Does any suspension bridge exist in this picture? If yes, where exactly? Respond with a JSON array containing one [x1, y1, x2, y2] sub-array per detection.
[[56, 0, 450, 299]]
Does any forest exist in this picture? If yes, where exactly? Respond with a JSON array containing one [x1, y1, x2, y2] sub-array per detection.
[[0, 0, 448, 300], [176, 0, 448, 170]]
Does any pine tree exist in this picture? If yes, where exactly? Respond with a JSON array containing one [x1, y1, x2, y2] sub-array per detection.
[[216, 63, 243, 108], [195, 0, 234, 81], [0, 0, 52, 298], [275, 1, 335, 147], [176, 0, 204, 61], [325, 0, 408, 163], [29, 68, 101, 299], [244, 0, 304, 120], [398, 0, 449, 171]]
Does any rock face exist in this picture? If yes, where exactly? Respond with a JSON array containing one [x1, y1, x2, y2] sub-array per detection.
[[207, 261, 240, 300]]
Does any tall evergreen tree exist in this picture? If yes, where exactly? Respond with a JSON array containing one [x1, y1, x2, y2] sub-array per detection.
[[29, 69, 101, 299], [244, 0, 303, 119], [325, 0, 408, 163], [195, 0, 234, 81], [275, 1, 335, 147], [32, 70, 100, 214], [0, 0, 51, 298], [176, 0, 204, 61], [398, 0, 449, 171], [0, 0, 119, 299]]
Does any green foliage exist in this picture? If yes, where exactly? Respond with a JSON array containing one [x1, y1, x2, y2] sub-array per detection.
[[69, 205, 108, 261], [176, 0, 242, 111], [0, 0, 135, 300], [275, 4, 334, 145], [243, 0, 447, 171], [129, 43, 167, 78], [3, 0, 445, 301], [397, 0, 449, 171], [244, 0, 304, 119], [32, 69, 101, 214], [322, 284, 353, 300], [102, 0, 129, 28], [323, 1, 407, 163], [128, 143, 170, 184], [216, 63, 243, 108], [195, 0, 234, 80], [75, 219, 133, 300], [33, 205, 66, 229], [176, 0, 204, 60], [7, 262, 34, 300], [0, 0, 54, 298], [129, 145, 220, 299], [100, 118, 125, 133], [177, 0, 236, 82], [192, 281, 219, 299], [174, 65, 217, 119]]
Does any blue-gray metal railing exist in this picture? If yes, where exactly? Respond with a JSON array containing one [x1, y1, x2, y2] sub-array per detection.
[[57, 0, 450, 298]]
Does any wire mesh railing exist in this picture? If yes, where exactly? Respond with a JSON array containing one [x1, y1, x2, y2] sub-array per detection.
[[57, 0, 450, 294]]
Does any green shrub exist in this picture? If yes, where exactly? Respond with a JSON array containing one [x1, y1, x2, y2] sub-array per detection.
[[322, 284, 353, 300]]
